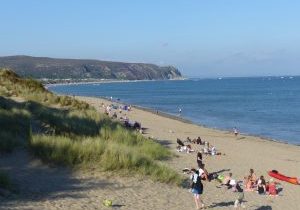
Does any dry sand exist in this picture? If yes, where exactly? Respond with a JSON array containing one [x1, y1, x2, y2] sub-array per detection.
[[1, 96, 300, 210]]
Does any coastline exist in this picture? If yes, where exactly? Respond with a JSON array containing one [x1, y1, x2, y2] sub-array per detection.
[[134, 103, 300, 147], [77, 94, 300, 148], [47, 79, 300, 147], [44, 77, 187, 88], [75, 95, 300, 210]]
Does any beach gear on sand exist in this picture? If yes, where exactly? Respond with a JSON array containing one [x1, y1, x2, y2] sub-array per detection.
[[103, 199, 113, 207], [217, 175, 224, 182], [268, 170, 300, 185]]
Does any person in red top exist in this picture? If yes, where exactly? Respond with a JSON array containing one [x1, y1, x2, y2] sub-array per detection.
[[267, 179, 277, 196]]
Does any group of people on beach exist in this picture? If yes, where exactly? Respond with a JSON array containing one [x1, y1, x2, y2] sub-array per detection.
[[103, 102, 144, 134], [100, 99, 283, 209], [179, 133, 281, 209], [189, 159, 243, 208], [176, 136, 222, 157], [181, 131, 285, 209], [243, 169, 279, 196]]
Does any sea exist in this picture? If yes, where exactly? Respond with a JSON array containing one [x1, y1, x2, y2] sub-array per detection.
[[48, 76, 300, 145]]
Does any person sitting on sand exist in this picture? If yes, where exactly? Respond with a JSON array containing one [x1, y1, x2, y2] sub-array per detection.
[[267, 179, 278, 196], [210, 145, 216, 155], [186, 136, 192, 143], [203, 142, 210, 155], [196, 136, 202, 145], [257, 175, 266, 194], [244, 169, 257, 191], [222, 173, 233, 186]]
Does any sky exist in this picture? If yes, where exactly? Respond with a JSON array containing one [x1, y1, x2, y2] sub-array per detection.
[[0, 0, 300, 77]]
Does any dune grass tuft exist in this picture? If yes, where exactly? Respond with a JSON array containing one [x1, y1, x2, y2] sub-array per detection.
[[30, 135, 181, 184]]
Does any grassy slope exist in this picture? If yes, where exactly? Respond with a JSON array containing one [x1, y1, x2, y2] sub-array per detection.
[[0, 69, 182, 186]]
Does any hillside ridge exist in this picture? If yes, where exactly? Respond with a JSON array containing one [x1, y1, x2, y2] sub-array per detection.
[[0, 55, 182, 81]]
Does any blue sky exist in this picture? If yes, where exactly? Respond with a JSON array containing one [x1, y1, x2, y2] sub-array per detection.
[[0, 0, 299, 77]]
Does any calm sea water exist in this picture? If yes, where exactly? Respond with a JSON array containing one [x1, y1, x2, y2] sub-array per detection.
[[48, 77, 300, 145]]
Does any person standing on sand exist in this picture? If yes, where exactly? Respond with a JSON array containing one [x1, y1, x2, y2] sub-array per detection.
[[233, 127, 239, 136], [190, 169, 205, 209]]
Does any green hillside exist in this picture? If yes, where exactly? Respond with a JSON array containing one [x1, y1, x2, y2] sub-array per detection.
[[0, 56, 182, 81]]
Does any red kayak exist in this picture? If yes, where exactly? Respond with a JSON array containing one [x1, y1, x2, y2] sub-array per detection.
[[268, 170, 300, 185]]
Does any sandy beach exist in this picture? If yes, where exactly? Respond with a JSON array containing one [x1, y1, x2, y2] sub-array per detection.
[[1, 95, 300, 210]]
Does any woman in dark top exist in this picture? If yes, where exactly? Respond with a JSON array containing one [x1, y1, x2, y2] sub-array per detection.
[[197, 152, 203, 168], [257, 175, 266, 194], [190, 169, 204, 209]]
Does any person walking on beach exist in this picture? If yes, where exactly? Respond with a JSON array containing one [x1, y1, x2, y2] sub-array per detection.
[[190, 169, 205, 209], [233, 127, 239, 136], [178, 107, 182, 116]]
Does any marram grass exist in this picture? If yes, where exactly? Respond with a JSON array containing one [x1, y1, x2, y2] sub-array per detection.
[[30, 135, 181, 184]]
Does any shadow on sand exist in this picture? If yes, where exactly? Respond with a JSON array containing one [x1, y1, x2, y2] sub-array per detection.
[[0, 149, 127, 208], [255, 205, 272, 210]]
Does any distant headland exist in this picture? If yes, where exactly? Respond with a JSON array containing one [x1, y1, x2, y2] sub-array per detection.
[[0, 55, 183, 83]]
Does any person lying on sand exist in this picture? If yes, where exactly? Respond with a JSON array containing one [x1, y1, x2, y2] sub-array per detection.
[[176, 145, 194, 153], [177, 138, 185, 147]]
